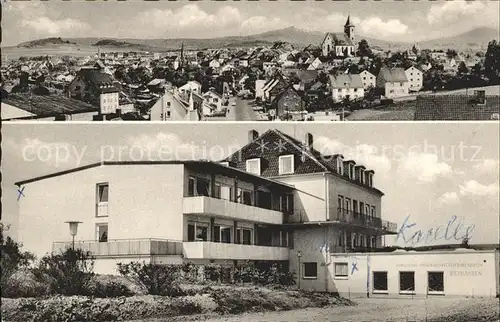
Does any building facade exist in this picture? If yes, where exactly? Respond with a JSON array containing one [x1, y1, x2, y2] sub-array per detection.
[[405, 66, 423, 92], [321, 16, 356, 58], [329, 74, 365, 102]]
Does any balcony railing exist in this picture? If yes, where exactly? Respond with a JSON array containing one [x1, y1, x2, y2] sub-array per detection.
[[52, 238, 183, 257], [183, 241, 289, 261], [183, 196, 283, 225], [335, 208, 398, 233]]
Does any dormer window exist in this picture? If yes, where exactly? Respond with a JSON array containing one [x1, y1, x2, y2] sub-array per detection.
[[359, 169, 365, 184], [336, 157, 343, 175], [349, 163, 355, 179], [279, 155, 294, 175], [246, 158, 261, 175]]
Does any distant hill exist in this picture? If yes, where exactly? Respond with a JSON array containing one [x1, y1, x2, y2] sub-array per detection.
[[419, 27, 499, 51], [18, 37, 77, 48], [11, 27, 499, 53]]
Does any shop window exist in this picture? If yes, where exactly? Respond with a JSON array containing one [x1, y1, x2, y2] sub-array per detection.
[[373, 271, 388, 293], [399, 271, 415, 294], [428, 272, 444, 294]]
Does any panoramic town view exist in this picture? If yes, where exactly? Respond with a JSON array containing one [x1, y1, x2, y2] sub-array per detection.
[[1, 1, 499, 322], [1, 1, 499, 121]]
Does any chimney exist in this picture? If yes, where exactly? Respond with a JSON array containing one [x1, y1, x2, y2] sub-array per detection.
[[248, 130, 259, 143], [305, 132, 313, 150]]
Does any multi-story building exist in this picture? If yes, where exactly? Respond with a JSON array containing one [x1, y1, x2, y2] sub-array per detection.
[[359, 70, 376, 89], [329, 74, 365, 102], [15, 129, 398, 292], [376, 67, 409, 99], [405, 66, 423, 92]]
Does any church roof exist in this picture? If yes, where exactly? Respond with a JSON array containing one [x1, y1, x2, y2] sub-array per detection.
[[322, 32, 354, 46]]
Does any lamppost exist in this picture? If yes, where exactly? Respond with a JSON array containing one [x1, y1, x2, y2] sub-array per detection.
[[297, 251, 302, 289], [65, 221, 82, 250]]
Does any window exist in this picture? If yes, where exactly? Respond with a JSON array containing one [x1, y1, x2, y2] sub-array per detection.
[[371, 206, 376, 219], [428, 272, 444, 294], [281, 194, 294, 214], [196, 178, 210, 196], [236, 228, 253, 245], [338, 195, 344, 212], [334, 263, 348, 277], [303, 262, 318, 279], [399, 272, 415, 294], [359, 169, 365, 184], [188, 177, 195, 196], [237, 188, 253, 205], [166, 101, 171, 107], [96, 183, 109, 217], [344, 198, 351, 212], [246, 158, 261, 175], [371, 236, 376, 248], [338, 231, 344, 246], [279, 155, 294, 175], [214, 98, 219, 103], [166, 111, 171, 118], [213, 225, 232, 243], [373, 272, 388, 292], [96, 224, 108, 242]]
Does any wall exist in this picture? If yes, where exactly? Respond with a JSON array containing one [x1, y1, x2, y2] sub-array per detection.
[[18, 163, 185, 259], [99, 92, 119, 114], [330, 250, 498, 298], [332, 87, 364, 102], [289, 226, 338, 292], [405, 67, 423, 92], [275, 174, 326, 222], [150, 92, 186, 121], [326, 173, 382, 219], [384, 82, 410, 98]]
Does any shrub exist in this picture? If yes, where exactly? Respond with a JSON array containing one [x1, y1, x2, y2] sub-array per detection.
[[1, 224, 36, 297], [32, 248, 95, 295], [117, 262, 185, 296], [88, 281, 134, 298]]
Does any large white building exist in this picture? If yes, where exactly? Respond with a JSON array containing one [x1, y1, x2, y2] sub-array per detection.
[[15, 129, 500, 297]]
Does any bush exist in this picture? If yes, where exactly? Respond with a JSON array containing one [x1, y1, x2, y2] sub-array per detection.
[[32, 248, 95, 296], [1, 224, 36, 297], [88, 281, 134, 298], [117, 262, 185, 296]]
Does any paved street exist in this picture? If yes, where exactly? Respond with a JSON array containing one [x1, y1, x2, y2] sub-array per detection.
[[207, 98, 265, 122]]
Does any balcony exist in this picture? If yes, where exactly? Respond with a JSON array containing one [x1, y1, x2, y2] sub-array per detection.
[[334, 208, 398, 233], [183, 196, 283, 225], [183, 241, 289, 261], [52, 239, 183, 257]]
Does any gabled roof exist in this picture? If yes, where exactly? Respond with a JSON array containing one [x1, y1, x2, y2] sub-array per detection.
[[221, 129, 384, 196], [414, 95, 500, 121], [322, 32, 354, 46], [329, 74, 363, 89], [378, 67, 408, 83]]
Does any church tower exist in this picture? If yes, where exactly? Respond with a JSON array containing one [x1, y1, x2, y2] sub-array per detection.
[[344, 15, 355, 43]]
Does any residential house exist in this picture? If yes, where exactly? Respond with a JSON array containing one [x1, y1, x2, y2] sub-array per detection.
[[321, 16, 356, 58], [307, 58, 323, 71], [67, 67, 120, 107], [359, 70, 376, 89], [329, 74, 364, 102], [405, 66, 423, 92], [263, 62, 277, 73], [179, 81, 202, 96], [414, 91, 500, 121], [271, 85, 306, 120], [376, 67, 409, 98], [209, 59, 221, 71], [149, 89, 203, 121], [261, 74, 289, 102], [255, 79, 268, 100], [203, 89, 223, 115]]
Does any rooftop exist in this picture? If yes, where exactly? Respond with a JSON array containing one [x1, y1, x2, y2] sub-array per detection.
[[1, 92, 98, 119], [414, 95, 500, 120], [15, 160, 295, 190]]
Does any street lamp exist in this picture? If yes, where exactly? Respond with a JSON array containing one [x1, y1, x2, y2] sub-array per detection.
[[297, 251, 302, 289], [65, 221, 82, 250]]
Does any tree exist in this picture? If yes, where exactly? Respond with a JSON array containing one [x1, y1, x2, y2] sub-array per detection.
[[1, 224, 36, 296], [357, 39, 372, 57], [457, 61, 469, 75], [484, 40, 500, 84]]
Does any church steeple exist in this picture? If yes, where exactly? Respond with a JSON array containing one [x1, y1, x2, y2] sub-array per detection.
[[344, 15, 355, 43]]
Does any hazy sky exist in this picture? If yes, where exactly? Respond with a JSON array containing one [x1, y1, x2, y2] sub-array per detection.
[[2, 123, 499, 247], [2, 1, 499, 46]]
